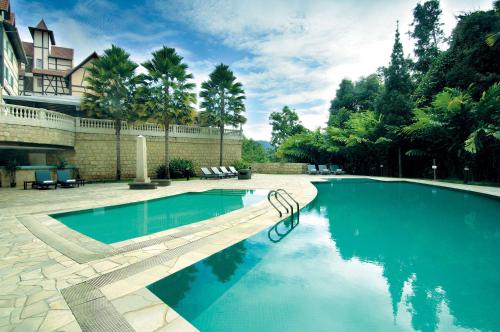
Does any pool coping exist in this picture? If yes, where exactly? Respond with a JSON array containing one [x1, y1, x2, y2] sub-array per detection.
[[56, 183, 318, 331], [17, 190, 271, 264]]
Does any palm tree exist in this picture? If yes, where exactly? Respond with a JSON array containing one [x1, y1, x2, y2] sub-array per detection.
[[199, 64, 246, 166], [82, 45, 138, 180], [141, 47, 196, 180]]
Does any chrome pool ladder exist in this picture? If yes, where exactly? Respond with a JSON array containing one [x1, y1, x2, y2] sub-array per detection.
[[267, 189, 300, 218]]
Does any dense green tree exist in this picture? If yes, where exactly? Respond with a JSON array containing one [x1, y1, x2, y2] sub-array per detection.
[[409, 0, 445, 75], [269, 106, 307, 147], [276, 130, 329, 164], [328, 75, 382, 127], [199, 64, 246, 166], [82, 45, 138, 180], [376, 22, 414, 177], [141, 46, 196, 180], [416, 7, 500, 103], [241, 137, 268, 163]]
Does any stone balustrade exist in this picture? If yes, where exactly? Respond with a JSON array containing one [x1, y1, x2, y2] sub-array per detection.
[[0, 103, 243, 141]]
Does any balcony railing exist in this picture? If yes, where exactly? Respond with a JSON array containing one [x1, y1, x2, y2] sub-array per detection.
[[0, 104, 242, 140]]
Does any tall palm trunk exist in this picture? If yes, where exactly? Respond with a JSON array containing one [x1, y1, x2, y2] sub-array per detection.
[[115, 119, 121, 180], [164, 119, 171, 179]]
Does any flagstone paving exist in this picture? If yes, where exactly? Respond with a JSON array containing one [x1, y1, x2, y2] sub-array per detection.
[[0, 175, 498, 331]]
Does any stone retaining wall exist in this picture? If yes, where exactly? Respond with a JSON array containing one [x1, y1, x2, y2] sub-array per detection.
[[46, 133, 241, 180], [0, 123, 75, 147], [251, 162, 307, 174]]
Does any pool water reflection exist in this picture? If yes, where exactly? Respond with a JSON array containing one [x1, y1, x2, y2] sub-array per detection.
[[148, 180, 500, 332]]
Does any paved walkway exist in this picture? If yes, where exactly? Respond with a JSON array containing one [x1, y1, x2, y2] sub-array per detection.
[[0, 175, 497, 331]]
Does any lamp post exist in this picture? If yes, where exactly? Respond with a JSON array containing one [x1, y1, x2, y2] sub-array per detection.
[[432, 158, 437, 180], [380, 164, 384, 177], [463, 166, 470, 184]]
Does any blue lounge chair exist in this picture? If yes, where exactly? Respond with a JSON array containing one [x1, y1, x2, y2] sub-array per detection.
[[307, 164, 318, 175], [57, 169, 77, 188], [329, 164, 346, 175], [318, 165, 331, 175], [35, 170, 57, 189]]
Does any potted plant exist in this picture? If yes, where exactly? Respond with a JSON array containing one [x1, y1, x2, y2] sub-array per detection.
[[153, 164, 171, 186], [5, 159, 18, 188]]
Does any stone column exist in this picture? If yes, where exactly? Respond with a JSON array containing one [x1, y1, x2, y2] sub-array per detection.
[[135, 135, 150, 183]]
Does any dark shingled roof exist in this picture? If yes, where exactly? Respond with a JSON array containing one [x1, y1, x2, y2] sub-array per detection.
[[0, 0, 9, 11], [50, 46, 74, 60], [22, 42, 33, 57], [29, 19, 55, 45]]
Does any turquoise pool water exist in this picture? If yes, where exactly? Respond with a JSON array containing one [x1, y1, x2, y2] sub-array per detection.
[[51, 189, 267, 244], [148, 179, 500, 332]]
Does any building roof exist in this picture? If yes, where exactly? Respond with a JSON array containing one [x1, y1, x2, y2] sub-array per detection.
[[0, 0, 10, 11], [2, 20, 27, 63], [32, 68, 68, 77], [65, 52, 98, 77], [50, 46, 74, 60], [21, 41, 33, 57], [29, 19, 55, 45]]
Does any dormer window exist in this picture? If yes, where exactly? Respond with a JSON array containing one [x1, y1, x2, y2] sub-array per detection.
[[36, 58, 43, 69]]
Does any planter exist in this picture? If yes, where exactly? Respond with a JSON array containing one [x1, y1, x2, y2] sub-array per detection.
[[238, 169, 252, 180], [153, 179, 171, 187]]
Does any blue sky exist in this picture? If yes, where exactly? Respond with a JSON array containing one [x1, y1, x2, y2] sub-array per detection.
[[14, 0, 492, 140]]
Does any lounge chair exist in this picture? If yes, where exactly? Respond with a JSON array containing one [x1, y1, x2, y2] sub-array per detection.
[[220, 166, 236, 177], [318, 165, 331, 175], [57, 169, 77, 188], [330, 164, 346, 175], [229, 166, 239, 175], [211, 167, 228, 178], [200, 167, 223, 179], [34, 170, 57, 189], [307, 164, 318, 175]]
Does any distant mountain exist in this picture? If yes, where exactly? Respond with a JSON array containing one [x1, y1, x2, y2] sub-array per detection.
[[256, 140, 273, 150]]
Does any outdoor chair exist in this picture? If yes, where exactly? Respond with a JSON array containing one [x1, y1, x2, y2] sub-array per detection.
[[57, 169, 77, 188], [229, 166, 239, 175], [220, 166, 236, 177], [307, 164, 318, 175], [330, 164, 346, 175], [34, 170, 57, 189], [211, 167, 228, 178], [318, 165, 331, 175], [200, 167, 223, 179]]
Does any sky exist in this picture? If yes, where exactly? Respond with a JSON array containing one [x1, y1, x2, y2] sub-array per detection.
[[14, 0, 493, 141]]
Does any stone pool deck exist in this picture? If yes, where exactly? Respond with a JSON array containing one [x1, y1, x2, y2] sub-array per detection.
[[0, 175, 498, 331]]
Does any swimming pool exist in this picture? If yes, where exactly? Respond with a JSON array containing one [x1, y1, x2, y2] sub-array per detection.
[[148, 179, 500, 331], [51, 189, 268, 244]]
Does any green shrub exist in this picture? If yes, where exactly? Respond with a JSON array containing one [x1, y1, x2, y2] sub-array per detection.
[[231, 160, 250, 170], [169, 158, 195, 179], [156, 159, 196, 179], [155, 164, 168, 179]]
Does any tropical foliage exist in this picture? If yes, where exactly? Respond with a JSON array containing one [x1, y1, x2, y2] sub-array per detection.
[[269, 106, 307, 147], [277, 1, 500, 182], [140, 46, 196, 179], [199, 64, 246, 166], [242, 137, 268, 163], [82, 45, 139, 180]]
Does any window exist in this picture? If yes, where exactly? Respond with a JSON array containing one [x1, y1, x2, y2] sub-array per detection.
[[10, 47, 13, 62], [9, 73, 13, 87], [4, 66, 8, 83], [36, 59, 43, 69], [36, 77, 43, 88]]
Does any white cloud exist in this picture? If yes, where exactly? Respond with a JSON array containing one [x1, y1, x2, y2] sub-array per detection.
[[154, 0, 492, 141]]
